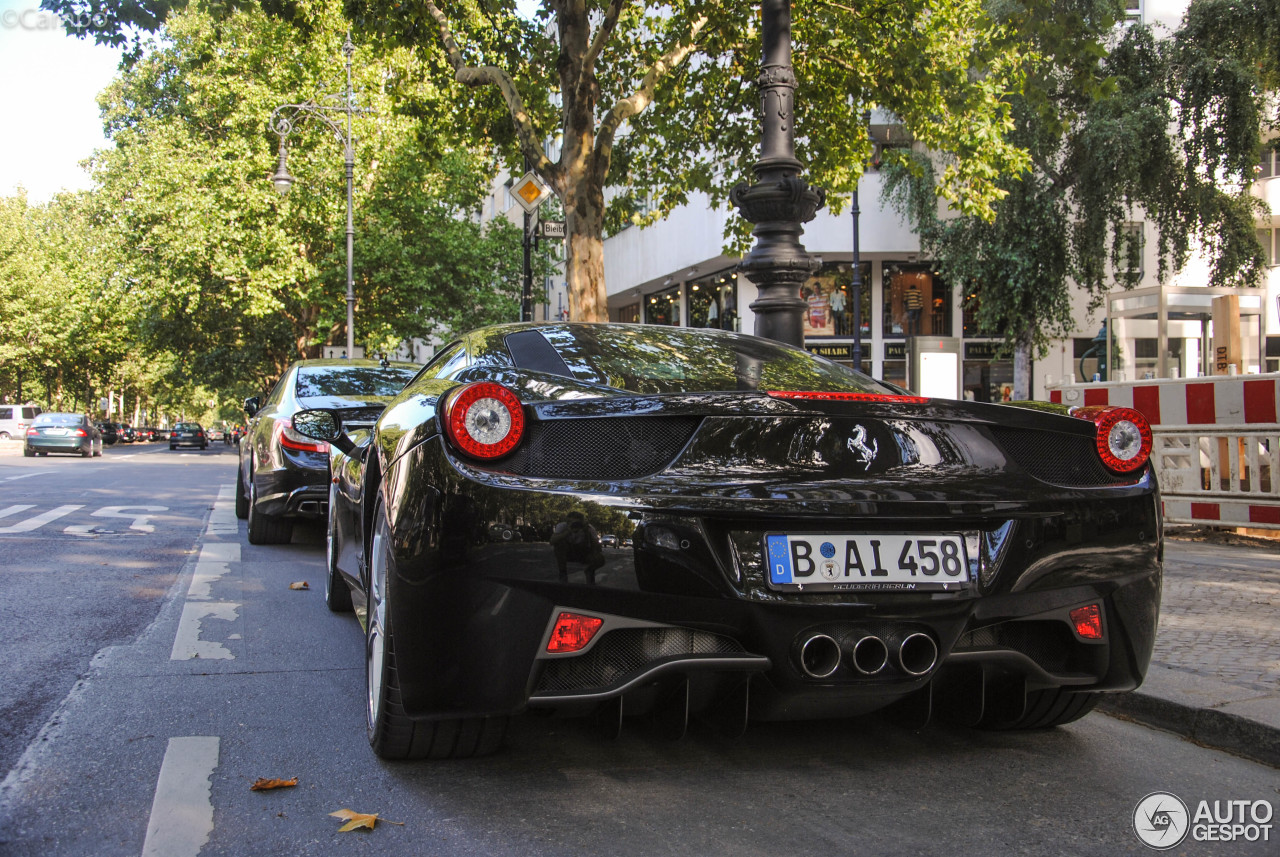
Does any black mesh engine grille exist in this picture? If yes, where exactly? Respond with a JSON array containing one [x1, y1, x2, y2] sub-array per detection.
[[534, 628, 748, 695], [498, 416, 700, 480], [989, 427, 1136, 487]]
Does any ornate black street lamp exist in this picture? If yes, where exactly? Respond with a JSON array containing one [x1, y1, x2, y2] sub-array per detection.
[[269, 33, 368, 357], [731, 0, 825, 348]]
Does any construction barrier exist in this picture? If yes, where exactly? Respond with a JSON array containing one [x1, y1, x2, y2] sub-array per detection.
[[1048, 375, 1280, 530]]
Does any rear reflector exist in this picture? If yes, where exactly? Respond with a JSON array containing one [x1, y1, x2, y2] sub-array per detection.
[[1070, 604, 1104, 640], [767, 391, 928, 404], [546, 612, 605, 653]]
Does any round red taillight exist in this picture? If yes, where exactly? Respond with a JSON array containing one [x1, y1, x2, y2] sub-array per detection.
[[1072, 406, 1153, 474], [443, 382, 525, 460]]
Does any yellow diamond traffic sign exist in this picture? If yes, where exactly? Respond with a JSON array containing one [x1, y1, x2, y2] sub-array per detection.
[[511, 171, 552, 213]]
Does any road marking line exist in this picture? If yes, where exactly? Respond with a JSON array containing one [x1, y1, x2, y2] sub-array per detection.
[[207, 483, 238, 535], [171, 602, 239, 660], [0, 504, 36, 520], [3, 471, 49, 481], [64, 505, 169, 535], [188, 543, 240, 601], [140, 736, 219, 857], [0, 504, 84, 534]]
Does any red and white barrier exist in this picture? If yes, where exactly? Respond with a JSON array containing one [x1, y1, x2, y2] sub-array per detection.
[[1048, 375, 1280, 530]]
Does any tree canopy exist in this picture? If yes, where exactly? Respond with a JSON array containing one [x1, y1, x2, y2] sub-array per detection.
[[885, 0, 1274, 397]]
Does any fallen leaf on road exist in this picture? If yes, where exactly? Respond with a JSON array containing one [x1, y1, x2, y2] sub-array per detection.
[[250, 777, 298, 791], [329, 808, 403, 832], [289, 581, 309, 590]]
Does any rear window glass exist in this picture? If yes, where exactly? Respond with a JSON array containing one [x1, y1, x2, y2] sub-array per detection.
[[532, 325, 894, 395], [295, 366, 418, 398], [33, 413, 83, 427], [175, 423, 201, 430]]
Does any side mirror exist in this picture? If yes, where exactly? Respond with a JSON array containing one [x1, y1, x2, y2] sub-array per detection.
[[292, 408, 357, 456], [243, 396, 260, 417]]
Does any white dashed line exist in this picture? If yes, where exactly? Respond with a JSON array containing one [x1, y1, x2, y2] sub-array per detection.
[[140, 736, 219, 857]]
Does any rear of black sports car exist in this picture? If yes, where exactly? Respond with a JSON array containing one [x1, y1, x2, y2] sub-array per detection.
[[368, 325, 1161, 746]]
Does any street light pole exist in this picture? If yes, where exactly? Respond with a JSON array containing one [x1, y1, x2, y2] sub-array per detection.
[[269, 32, 367, 358], [731, 0, 825, 348]]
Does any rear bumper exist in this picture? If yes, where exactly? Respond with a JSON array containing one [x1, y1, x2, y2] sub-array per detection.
[[253, 464, 328, 518], [26, 438, 91, 453], [377, 438, 1162, 722]]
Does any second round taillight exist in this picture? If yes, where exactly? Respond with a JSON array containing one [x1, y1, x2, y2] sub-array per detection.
[[442, 382, 525, 460], [1072, 405, 1153, 474]]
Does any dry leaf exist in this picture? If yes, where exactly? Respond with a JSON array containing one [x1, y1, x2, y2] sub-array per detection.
[[289, 581, 309, 590], [329, 808, 403, 832], [250, 777, 298, 791]]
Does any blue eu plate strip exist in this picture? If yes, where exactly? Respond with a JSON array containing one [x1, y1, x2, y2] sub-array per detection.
[[766, 535, 792, 584]]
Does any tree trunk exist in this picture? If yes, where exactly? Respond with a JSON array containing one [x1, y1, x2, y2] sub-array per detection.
[[1013, 326, 1034, 400], [564, 176, 608, 322]]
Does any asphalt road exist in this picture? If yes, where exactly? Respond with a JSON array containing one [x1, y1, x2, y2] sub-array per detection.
[[1, 445, 1277, 856]]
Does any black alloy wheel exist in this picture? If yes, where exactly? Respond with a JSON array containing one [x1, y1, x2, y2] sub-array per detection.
[[365, 497, 507, 760]]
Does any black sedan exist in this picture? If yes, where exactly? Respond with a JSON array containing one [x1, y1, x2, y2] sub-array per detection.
[[235, 357, 419, 545], [169, 421, 208, 450], [294, 323, 1162, 761], [25, 412, 103, 458]]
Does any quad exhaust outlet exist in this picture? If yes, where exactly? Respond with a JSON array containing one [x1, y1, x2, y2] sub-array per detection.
[[796, 631, 937, 678]]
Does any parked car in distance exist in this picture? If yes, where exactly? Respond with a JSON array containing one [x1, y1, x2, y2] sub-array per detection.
[[0, 405, 42, 440], [208, 427, 225, 442], [235, 357, 420, 545], [169, 422, 208, 450], [301, 322, 1162, 761], [95, 421, 121, 445], [25, 412, 102, 458], [119, 424, 137, 443]]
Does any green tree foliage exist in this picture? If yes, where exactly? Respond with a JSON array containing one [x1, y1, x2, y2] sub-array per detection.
[[335, 0, 1030, 322], [885, 0, 1271, 398], [0, 192, 133, 412], [90, 0, 522, 393]]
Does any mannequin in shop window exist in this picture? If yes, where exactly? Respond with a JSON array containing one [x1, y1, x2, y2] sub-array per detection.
[[903, 282, 924, 335], [829, 287, 847, 335]]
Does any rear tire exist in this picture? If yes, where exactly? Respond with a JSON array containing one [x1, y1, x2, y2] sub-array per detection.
[[978, 687, 1101, 730], [234, 465, 249, 520], [23, 447, 33, 457], [325, 482, 353, 612], [365, 498, 506, 759], [246, 476, 293, 545], [81, 446, 91, 458]]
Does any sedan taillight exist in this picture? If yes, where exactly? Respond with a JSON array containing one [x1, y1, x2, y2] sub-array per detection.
[[74, 428, 87, 437], [442, 382, 525, 460], [276, 420, 329, 454], [1070, 405, 1153, 474], [26, 428, 37, 436]]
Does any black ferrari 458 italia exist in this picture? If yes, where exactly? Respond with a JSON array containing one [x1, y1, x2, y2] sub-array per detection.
[[292, 323, 1161, 760]]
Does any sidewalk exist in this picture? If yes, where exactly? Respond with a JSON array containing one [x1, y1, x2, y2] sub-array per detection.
[[1098, 527, 1280, 768]]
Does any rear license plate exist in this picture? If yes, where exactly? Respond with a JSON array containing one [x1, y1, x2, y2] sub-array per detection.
[[765, 533, 970, 592], [46, 429, 69, 436]]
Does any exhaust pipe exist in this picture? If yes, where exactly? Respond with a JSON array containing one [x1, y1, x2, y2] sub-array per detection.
[[848, 635, 889, 675], [895, 632, 938, 676], [797, 634, 841, 679]]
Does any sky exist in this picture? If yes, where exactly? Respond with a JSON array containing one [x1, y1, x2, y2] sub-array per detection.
[[0, 0, 124, 202]]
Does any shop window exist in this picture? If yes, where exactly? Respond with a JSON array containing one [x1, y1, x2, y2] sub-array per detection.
[[883, 265, 950, 338], [644, 286, 680, 326], [687, 269, 738, 330], [614, 303, 640, 324], [800, 262, 871, 340]]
